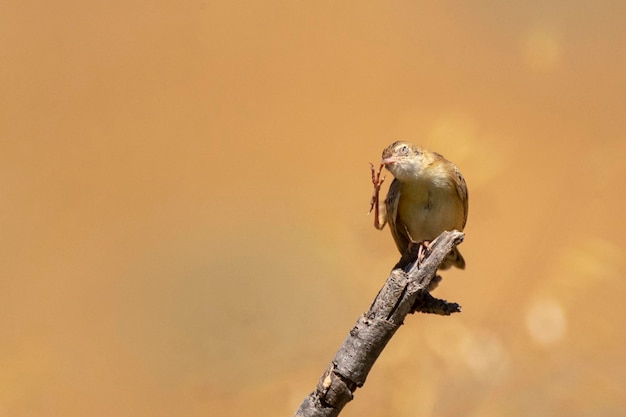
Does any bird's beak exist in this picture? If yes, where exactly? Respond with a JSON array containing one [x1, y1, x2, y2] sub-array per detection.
[[382, 157, 399, 166]]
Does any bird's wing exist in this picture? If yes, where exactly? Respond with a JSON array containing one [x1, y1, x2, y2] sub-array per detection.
[[451, 164, 469, 229], [385, 178, 410, 253]]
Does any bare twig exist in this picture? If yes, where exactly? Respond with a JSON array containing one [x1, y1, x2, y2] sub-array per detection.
[[294, 230, 464, 417]]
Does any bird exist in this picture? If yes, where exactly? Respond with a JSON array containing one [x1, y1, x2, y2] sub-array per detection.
[[369, 141, 468, 269]]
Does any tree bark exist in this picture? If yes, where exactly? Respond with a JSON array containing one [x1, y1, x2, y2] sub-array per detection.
[[294, 230, 464, 417]]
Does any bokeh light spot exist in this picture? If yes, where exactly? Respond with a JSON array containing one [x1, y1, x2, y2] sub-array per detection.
[[525, 298, 567, 346]]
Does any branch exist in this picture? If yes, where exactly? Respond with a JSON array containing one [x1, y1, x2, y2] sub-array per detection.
[[294, 230, 465, 417]]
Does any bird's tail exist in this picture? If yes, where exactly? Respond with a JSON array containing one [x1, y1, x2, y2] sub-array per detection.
[[439, 247, 465, 270]]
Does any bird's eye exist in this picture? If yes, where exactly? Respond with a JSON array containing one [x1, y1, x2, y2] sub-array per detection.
[[399, 145, 409, 155]]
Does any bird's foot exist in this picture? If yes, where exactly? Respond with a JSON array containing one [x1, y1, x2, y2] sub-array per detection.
[[394, 240, 430, 271], [408, 240, 432, 267], [368, 162, 386, 229], [394, 241, 443, 290]]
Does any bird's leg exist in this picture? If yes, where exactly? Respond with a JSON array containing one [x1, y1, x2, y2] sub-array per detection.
[[418, 240, 432, 264], [369, 162, 386, 229], [408, 240, 432, 268], [395, 241, 443, 290]]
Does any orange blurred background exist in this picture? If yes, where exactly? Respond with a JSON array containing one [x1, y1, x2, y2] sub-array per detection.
[[1, 2, 625, 416]]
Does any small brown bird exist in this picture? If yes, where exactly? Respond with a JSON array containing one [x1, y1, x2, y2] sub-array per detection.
[[370, 141, 468, 269]]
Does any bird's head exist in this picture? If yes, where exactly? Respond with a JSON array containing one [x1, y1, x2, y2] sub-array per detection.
[[381, 141, 424, 180]]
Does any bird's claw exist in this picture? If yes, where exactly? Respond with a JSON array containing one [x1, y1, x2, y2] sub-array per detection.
[[368, 162, 385, 214], [408, 240, 432, 268]]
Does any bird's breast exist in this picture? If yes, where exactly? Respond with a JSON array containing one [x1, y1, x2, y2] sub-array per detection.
[[398, 179, 464, 242]]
